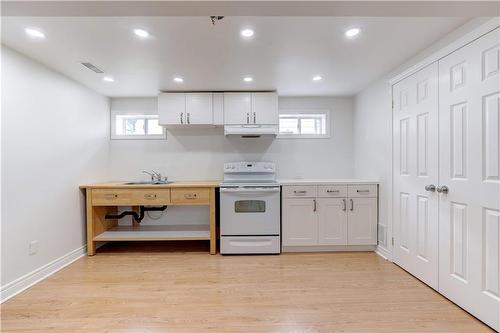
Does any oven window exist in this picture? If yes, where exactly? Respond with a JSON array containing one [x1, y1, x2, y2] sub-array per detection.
[[234, 200, 266, 213]]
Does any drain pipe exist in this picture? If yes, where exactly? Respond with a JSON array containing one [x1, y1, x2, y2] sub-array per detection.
[[105, 206, 168, 223]]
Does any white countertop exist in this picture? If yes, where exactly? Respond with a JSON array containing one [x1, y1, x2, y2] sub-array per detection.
[[278, 179, 379, 185]]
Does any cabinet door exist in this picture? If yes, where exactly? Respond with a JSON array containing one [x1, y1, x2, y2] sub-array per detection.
[[318, 198, 348, 245], [251, 92, 278, 125], [223, 93, 251, 125], [158, 93, 185, 125], [282, 198, 317, 246], [347, 197, 377, 245], [185, 93, 213, 125]]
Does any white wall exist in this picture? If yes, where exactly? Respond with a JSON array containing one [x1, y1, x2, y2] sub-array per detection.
[[1, 47, 110, 291], [108, 96, 354, 181], [352, 18, 493, 254]]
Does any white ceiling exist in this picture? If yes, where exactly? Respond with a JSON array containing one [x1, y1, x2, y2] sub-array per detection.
[[1, 16, 469, 97]]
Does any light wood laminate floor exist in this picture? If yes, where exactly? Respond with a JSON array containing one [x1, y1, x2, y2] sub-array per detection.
[[1, 242, 493, 332]]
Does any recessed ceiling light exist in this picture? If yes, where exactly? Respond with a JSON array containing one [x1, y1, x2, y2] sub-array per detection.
[[345, 28, 361, 38], [312, 75, 323, 81], [240, 29, 254, 38], [24, 28, 45, 39], [173, 77, 184, 83], [133, 28, 150, 39], [102, 76, 115, 82], [243, 76, 253, 82]]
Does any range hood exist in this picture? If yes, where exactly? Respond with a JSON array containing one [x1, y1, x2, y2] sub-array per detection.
[[224, 125, 278, 138]]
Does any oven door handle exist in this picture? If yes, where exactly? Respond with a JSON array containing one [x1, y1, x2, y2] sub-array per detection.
[[220, 187, 281, 193]]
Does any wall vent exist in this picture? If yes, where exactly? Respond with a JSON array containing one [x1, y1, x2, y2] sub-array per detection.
[[81, 62, 104, 73], [378, 224, 387, 246]]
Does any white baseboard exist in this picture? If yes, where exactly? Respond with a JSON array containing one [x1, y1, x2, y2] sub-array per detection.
[[1, 245, 87, 303], [283, 245, 376, 253], [375, 245, 392, 262]]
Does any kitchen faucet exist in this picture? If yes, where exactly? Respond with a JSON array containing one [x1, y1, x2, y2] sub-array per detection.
[[142, 170, 168, 184]]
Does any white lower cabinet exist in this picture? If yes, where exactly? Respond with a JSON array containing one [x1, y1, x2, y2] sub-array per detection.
[[282, 198, 317, 245], [282, 184, 378, 249], [317, 198, 347, 245], [346, 198, 377, 245]]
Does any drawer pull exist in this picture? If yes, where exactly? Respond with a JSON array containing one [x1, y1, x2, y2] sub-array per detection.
[[294, 190, 307, 194], [356, 190, 370, 193], [144, 194, 157, 199], [326, 190, 340, 193], [104, 194, 118, 199], [184, 193, 198, 199]]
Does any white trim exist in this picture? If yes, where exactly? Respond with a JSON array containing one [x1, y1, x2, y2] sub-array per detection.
[[0, 245, 86, 303], [282, 245, 376, 252], [389, 18, 500, 85], [375, 245, 392, 262]]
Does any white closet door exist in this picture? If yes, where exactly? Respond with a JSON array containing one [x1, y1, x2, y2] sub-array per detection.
[[438, 28, 500, 331], [392, 62, 439, 289]]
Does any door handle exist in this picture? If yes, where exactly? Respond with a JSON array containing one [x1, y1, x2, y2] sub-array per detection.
[[436, 185, 449, 194], [327, 190, 340, 193], [253, 112, 256, 124], [313, 199, 317, 212], [180, 112, 184, 124], [349, 199, 354, 211], [293, 190, 307, 195], [342, 199, 346, 211], [425, 184, 436, 192]]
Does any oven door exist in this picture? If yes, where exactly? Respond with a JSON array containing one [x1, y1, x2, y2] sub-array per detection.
[[220, 186, 280, 236]]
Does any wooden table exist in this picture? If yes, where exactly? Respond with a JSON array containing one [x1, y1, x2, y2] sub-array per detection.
[[80, 181, 220, 255]]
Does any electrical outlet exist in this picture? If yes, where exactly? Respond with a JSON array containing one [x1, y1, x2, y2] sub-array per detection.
[[29, 240, 39, 255]]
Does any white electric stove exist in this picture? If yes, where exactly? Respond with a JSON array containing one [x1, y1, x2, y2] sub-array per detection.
[[220, 162, 281, 254]]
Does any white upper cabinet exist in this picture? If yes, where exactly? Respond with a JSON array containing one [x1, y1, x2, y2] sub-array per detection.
[[185, 93, 213, 124], [158, 92, 213, 126], [223, 92, 278, 125], [251, 92, 279, 125], [223, 93, 252, 125], [158, 93, 185, 125]]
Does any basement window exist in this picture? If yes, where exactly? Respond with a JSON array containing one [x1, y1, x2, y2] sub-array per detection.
[[111, 111, 165, 140], [278, 110, 330, 138]]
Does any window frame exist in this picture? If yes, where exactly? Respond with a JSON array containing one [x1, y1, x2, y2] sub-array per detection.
[[277, 109, 331, 139], [110, 109, 166, 140]]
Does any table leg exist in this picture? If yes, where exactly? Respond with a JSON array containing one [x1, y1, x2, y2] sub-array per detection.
[[209, 187, 216, 254], [85, 190, 95, 256]]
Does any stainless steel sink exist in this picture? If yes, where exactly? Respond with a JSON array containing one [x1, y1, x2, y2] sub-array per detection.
[[123, 181, 174, 185]]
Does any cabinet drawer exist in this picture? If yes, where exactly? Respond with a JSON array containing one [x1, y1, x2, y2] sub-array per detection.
[[132, 189, 171, 205], [348, 185, 377, 198], [283, 186, 317, 198], [318, 185, 347, 197], [171, 188, 210, 204], [92, 189, 135, 206]]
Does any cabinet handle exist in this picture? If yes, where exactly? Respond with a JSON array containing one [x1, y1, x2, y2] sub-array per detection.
[[293, 190, 307, 195], [342, 199, 347, 211], [180, 112, 184, 124], [187, 112, 190, 124], [104, 193, 118, 199], [144, 194, 157, 199], [313, 199, 317, 212], [356, 190, 370, 193], [184, 193, 198, 199], [327, 190, 340, 193], [247, 112, 250, 124], [350, 199, 354, 211], [253, 112, 256, 124]]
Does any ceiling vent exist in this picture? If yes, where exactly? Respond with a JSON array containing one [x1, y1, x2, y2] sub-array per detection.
[[81, 62, 104, 74]]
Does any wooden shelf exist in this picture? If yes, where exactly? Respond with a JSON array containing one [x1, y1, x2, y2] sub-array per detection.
[[93, 224, 210, 241]]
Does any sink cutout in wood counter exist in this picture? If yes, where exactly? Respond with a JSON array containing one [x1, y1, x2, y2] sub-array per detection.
[[80, 181, 219, 255]]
